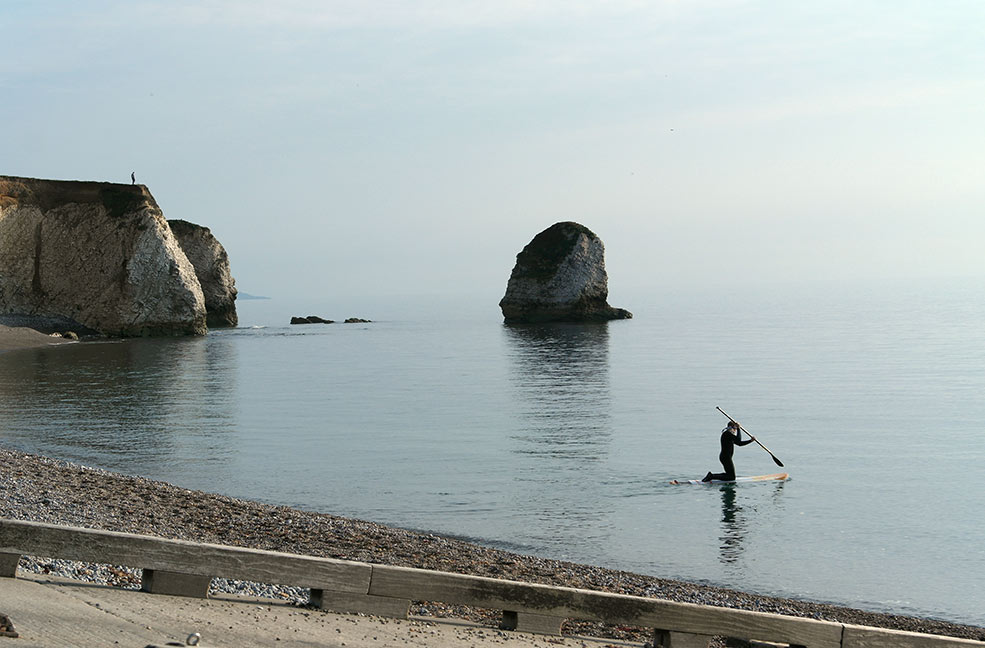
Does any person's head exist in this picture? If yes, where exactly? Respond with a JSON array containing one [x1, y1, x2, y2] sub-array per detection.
[[727, 421, 739, 432]]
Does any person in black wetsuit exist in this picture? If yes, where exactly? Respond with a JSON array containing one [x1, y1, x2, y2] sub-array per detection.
[[702, 421, 755, 482]]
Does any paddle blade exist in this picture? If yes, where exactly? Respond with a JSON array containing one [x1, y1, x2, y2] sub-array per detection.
[[771, 455, 784, 467]]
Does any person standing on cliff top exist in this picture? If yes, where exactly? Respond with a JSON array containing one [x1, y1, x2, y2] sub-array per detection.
[[131, 172, 135, 185], [702, 421, 755, 482]]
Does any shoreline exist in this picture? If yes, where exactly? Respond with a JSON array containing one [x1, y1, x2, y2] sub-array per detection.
[[1, 446, 982, 644], [0, 324, 76, 354]]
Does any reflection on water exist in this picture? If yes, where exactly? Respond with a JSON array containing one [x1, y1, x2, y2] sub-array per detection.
[[504, 322, 611, 460], [719, 480, 787, 568], [718, 486, 745, 565], [0, 336, 237, 475], [503, 322, 612, 556]]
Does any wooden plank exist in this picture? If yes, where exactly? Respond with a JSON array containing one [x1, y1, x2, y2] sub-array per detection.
[[0, 552, 19, 578], [654, 629, 713, 648], [141, 569, 211, 598], [636, 599, 842, 648], [310, 589, 411, 618], [369, 565, 843, 648], [0, 519, 370, 594], [500, 611, 564, 635], [842, 625, 985, 648]]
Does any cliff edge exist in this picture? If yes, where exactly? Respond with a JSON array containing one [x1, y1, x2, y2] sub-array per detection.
[[0, 176, 207, 336]]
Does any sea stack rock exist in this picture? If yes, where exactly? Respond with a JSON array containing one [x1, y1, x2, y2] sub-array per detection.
[[169, 219, 238, 328], [500, 221, 632, 324], [0, 176, 207, 336]]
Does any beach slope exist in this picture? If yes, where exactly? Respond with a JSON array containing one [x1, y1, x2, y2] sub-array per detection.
[[1, 447, 983, 645], [0, 325, 73, 353]]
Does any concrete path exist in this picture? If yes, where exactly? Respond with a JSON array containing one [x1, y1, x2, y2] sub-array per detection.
[[0, 573, 636, 647]]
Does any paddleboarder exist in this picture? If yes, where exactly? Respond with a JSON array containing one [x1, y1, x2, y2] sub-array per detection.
[[702, 420, 755, 482]]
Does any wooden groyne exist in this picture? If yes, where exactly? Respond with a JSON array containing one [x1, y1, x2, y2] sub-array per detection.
[[1, 518, 981, 648]]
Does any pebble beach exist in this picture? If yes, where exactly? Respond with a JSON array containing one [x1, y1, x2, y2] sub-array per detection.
[[1, 446, 983, 646]]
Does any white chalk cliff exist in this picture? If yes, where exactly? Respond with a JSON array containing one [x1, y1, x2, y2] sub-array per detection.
[[0, 176, 207, 336], [168, 219, 238, 328]]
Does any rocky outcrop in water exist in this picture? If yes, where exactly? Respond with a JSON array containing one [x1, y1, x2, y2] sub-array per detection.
[[290, 316, 373, 325], [499, 221, 632, 323], [0, 176, 207, 336], [168, 219, 238, 328]]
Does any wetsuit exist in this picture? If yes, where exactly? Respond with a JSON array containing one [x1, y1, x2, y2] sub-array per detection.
[[704, 427, 754, 481]]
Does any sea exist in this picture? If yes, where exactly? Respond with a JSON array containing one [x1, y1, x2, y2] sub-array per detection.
[[1, 277, 983, 627]]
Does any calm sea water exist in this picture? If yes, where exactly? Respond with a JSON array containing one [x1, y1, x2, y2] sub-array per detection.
[[1, 278, 983, 626]]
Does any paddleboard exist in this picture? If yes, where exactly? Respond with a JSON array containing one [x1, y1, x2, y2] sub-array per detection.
[[670, 472, 789, 485]]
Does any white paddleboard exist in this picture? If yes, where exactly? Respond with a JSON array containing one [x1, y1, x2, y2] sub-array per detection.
[[670, 472, 789, 485]]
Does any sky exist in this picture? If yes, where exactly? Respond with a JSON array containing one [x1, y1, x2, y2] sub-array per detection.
[[3, 1, 984, 304]]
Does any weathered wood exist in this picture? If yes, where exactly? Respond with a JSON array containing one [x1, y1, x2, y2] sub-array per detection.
[[141, 569, 211, 598], [500, 610, 564, 635], [4, 519, 984, 648], [369, 565, 843, 648], [0, 552, 19, 578], [635, 603, 841, 648], [310, 589, 410, 618], [0, 519, 370, 594], [654, 629, 713, 648], [843, 625, 985, 648]]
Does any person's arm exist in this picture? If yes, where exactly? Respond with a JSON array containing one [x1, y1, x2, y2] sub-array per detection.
[[735, 429, 756, 446]]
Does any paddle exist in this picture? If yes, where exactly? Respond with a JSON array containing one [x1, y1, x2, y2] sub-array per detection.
[[716, 406, 784, 468]]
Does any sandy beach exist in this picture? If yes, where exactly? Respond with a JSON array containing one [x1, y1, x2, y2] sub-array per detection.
[[0, 324, 75, 354], [1, 445, 983, 646]]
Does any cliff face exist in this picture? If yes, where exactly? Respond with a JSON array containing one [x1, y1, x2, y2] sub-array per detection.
[[168, 219, 238, 328], [0, 176, 207, 336], [500, 221, 632, 323]]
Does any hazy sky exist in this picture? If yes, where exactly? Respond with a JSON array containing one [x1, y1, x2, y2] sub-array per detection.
[[3, 1, 984, 303]]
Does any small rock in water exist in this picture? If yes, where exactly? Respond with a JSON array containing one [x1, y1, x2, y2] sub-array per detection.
[[290, 316, 334, 325]]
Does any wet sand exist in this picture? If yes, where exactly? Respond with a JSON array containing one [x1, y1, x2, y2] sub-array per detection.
[[0, 324, 74, 353]]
